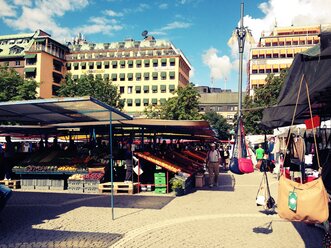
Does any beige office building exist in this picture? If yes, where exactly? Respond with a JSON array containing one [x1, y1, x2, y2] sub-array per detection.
[[248, 25, 320, 96], [65, 34, 191, 116]]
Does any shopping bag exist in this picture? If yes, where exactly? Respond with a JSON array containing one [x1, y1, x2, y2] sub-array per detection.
[[277, 175, 329, 223], [238, 157, 254, 173], [229, 157, 243, 175]]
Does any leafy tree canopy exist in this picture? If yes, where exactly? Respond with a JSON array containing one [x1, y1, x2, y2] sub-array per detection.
[[0, 66, 38, 101], [203, 111, 231, 140], [144, 83, 201, 120], [243, 69, 288, 134], [58, 74, 124, 109]]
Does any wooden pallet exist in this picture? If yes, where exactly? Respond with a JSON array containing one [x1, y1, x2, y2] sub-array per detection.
[[98, 182, 137, 194], [0, 180, 21, 189]]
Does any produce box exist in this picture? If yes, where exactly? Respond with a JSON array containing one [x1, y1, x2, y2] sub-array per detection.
[[68, 180, 84, 187], [154, 172, 166, 180], [67, 186, 84, 193], [155, 177, 166, 185], [84, 180, 100, 187], [84, 186, 99, 193]]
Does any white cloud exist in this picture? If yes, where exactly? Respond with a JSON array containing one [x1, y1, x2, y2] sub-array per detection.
[[149, 31, 167, 36], [104, 9, 123, 17], [2, 0, 123, 41], [0, 0, 16, 17], [161, 21, 192, 31], [159, 3, 168, 9], [202, 48, 232, 82], [13, 0, 33, 6]]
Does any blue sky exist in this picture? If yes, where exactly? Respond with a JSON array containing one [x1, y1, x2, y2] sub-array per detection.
[[0, 0, 330, 91]]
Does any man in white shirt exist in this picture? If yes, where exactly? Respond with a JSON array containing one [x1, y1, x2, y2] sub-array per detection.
[[205, 143, 221, 187]]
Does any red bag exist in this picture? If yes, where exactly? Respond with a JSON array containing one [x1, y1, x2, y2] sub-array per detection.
[[238, 158, 254, 173]]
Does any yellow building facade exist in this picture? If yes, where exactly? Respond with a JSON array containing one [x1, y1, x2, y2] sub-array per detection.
[[249, 25, 320, 96], [65, 35, 191, 116]]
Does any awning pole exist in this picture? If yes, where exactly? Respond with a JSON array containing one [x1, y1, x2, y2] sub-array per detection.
[[109, 111, 114, 220]]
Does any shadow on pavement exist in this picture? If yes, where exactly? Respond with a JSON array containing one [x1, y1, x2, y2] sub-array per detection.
[[0, 191, 175, 247], [292, 221, 325, 248], [253, 221, 273, 234]]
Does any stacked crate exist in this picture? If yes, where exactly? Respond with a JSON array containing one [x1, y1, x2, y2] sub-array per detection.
[[154, 172, 166, 194], [67, 179, 84, 193]]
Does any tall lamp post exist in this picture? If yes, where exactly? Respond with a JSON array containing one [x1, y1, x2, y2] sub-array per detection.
[[228, 2, 254, 155]]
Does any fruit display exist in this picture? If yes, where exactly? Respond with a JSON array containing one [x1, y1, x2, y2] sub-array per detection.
[[83, 172, 104, 181], [69, 174, 84, 180], [58, 165, 78, 172]]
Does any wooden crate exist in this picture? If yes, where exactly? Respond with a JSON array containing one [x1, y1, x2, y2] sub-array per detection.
[[0, 180, 21, 189]]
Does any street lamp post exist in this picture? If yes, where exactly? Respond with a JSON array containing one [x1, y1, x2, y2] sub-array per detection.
[[237, 2, 246, 118]]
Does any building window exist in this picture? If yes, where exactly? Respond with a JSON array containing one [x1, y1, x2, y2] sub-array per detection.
[[144, 59, 150, 68], [135, 99, 141, 107], [89, 62, 94, 69], [112, 62, 117, 69], [153, 59, 158, 67], [266, 54, 271, 58], [136, 73, 141, 81], [161, 59, 167, 67], [120, 86, 124, 94], [135, 86, 141, 94], [252, 55, 258, 59], [128, 86, 133, 94], [258, 68, 264, 74], [170, 58, 175, 66], [152, 72, 158, 80], [266, 69, 272, 73], [160, 85, 166, 93], [127, 99, 133, 107], [169, 71, 175, 80], [152, 85, 158, 93], [143, 86, 149, 93], [128, 60, 133, 68], [273, 68, 279, 73], [119, 73, 125, 81], [258, 54, 265, 59], [200, 107, 205, 111], [96, 62, 102, 69], [143, 99, 149, 106], [73, 63, 79, 70], [293, 41, 298, 45], [15, 61, 20, 66], [273, 53, 279, 58], [144, 72, 149, 80], [286, 41, 291, 46], [120, 60, 125, 68], [81, 63, 86, 70]]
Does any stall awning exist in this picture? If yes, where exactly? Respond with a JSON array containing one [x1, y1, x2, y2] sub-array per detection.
[[0, 96, 132, 126]]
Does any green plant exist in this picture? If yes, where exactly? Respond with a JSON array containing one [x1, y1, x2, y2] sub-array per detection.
[[170, 177, 184, 190]]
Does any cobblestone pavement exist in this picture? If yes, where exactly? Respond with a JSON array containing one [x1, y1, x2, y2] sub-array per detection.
[[0, 172, 325, 248]]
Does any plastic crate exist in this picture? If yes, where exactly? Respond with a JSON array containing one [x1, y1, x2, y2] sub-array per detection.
[[84, 186, 99, 193], [21, 179, 35, 186], [68, 180, 84, 187], [154, 187, 167, 194], [35, 179, 51, 186], [154, 172, 166, 181], [154, 177, 166, 185], [35, 185, 50, 190], [84, 180, 100, 187], [67, 186, 84, 193], [50, 179, 65, 187]]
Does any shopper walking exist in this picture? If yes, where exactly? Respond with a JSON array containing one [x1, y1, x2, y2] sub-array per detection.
[[205, 143, 221, 187], [256, 144, 265, 161]]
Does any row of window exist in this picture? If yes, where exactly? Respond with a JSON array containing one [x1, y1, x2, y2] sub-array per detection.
[[251, 66, 289, 74], [68, 58, 176, 70], [126, 98, 167, 107], [67, 49, 176, 59], [72, 72, 176, 81], [120, 84, 175, 94], [261, 38, 319, 47]]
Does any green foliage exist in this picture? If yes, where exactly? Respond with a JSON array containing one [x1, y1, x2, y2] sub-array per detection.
[[58, 74, 124, 109], [0, 66, 38, 101], [203, 111, 231, 140], [144, 83, 201, 120], [170, 177, 184, 190], [243, 69, 288, 134]]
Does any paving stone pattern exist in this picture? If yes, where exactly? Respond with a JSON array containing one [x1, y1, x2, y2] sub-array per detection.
[[0, 172, 325, 248]]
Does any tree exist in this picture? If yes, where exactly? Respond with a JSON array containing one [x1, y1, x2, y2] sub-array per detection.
[[203, 111, 231, 140], [243, 69, 288, 134], [0, 66, 38, 101], [58, 74, 124, 109], [144, 83, 201, 120]]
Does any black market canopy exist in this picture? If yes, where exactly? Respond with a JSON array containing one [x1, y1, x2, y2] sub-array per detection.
[[261, 29, 331, 129], [0, 96, 132, 129]]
